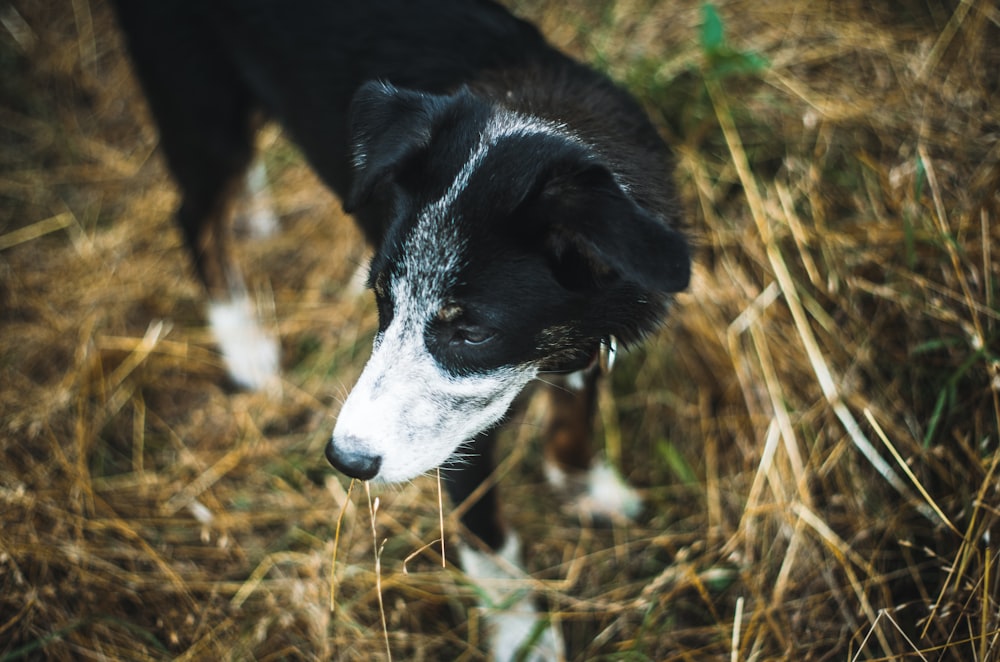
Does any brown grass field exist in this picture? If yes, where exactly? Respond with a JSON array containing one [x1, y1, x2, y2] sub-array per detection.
[[2, 0, 999, 659]]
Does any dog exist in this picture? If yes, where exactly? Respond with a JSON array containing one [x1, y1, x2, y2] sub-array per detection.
[[111, 1, 690, 658]]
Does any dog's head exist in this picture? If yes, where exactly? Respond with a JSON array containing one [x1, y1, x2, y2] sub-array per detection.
[[325, 81, 689, 483]]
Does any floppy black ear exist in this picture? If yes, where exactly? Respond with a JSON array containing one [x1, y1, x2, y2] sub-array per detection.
[[536, 162, 690, 294], [345, 81, 452, 212]]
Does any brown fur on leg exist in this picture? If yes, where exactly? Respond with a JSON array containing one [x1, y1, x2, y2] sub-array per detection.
[[190, 173, 247, 300], [542, 368, 599, 475]]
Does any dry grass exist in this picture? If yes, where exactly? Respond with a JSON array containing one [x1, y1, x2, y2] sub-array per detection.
[[2, 0, 998, 659]]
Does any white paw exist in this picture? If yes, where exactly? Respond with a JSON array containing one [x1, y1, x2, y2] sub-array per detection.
[[545, 459, 642, 523], [489, 609, 562, 662], [207, 296, 280, 391], [459, 535, 564, 662]]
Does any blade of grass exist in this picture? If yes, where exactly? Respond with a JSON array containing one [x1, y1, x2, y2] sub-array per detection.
[[437, 468, 446, 567], [329, 478, 356, 612], [366, 483, 392, 661], [864, 409, 959, 535], [0, 212, 74, 251], [730, 595, 744, 662]]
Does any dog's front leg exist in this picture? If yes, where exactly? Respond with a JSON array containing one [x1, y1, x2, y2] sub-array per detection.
[[185, 166, 280, 394], [543, 368, 641, 522], [445, 432, 564, 662]]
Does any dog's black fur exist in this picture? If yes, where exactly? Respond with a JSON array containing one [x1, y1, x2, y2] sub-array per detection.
[[112, 1, 689, 655]]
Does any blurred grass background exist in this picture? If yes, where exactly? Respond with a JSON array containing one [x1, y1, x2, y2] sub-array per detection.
[[2, 0, 999, 659]]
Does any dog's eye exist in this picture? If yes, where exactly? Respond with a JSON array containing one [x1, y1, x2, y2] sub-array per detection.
[[452, 325, 494, 346]]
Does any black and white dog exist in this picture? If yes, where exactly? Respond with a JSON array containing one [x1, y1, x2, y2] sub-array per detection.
[[112, 0, 689, 658]]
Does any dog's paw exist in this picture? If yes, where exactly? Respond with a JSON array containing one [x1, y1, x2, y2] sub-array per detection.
[[545, 458, 641, 523], [459, 535, 564, 662], [489, 609, 562, 662], [208, 297, 280, 392]]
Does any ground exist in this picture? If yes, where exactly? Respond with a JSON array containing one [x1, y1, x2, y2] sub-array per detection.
[[1, 0, 999, 659]]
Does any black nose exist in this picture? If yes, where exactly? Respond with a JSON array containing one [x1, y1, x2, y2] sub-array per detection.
[[325, 438, 382, 481]]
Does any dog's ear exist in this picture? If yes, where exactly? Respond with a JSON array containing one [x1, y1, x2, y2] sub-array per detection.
[[532, 161, 690, 294], [346, 81, 450, 212]]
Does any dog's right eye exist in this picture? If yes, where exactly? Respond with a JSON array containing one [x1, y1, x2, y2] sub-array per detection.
[[451, 325, 494, 346]]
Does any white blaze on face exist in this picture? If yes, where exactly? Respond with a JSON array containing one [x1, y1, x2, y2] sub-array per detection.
[[334, 193, 531, 483], [331, 315, 535, 482], [331, 110, 570, 482]]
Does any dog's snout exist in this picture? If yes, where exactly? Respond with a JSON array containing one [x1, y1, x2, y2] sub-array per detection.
[[325, 437, 382, 481]]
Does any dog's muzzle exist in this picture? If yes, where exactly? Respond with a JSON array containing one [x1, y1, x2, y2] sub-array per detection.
[[325, 437, 382, 481]]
